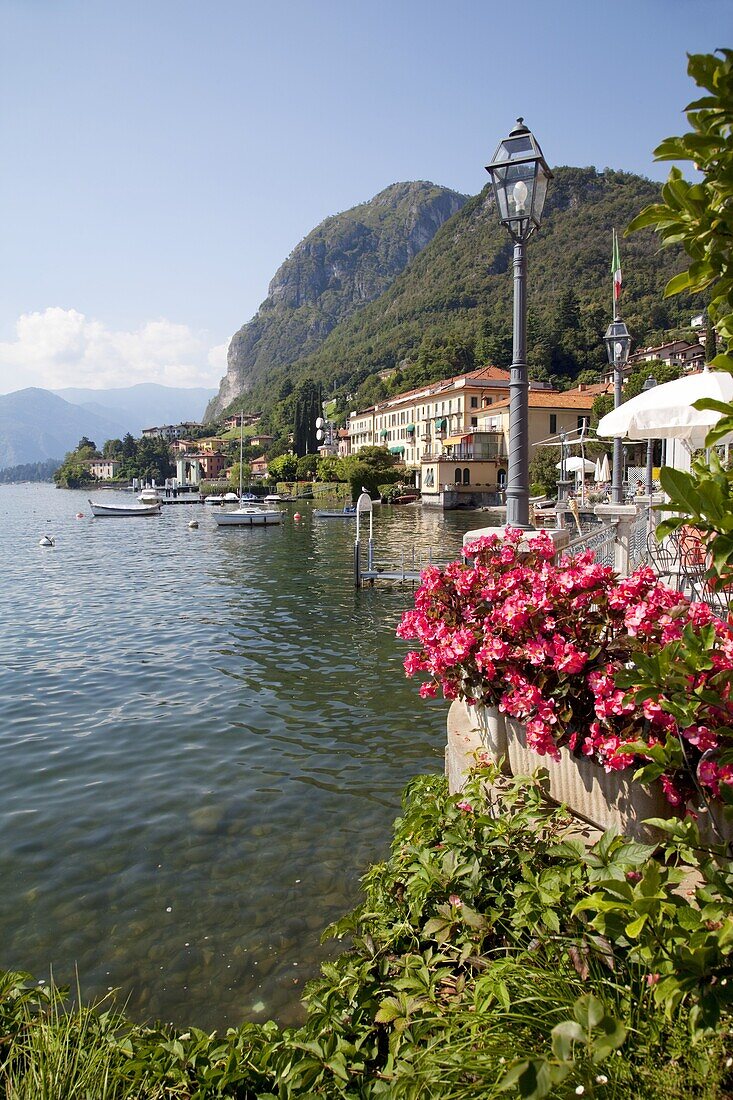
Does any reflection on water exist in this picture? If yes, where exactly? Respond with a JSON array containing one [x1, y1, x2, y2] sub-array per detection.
[[0, 487, 482, 1028]]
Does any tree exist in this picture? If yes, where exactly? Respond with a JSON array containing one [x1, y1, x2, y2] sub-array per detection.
[[296, 453, 318, 480], [529, 445, 560, 497], [628, 49, 733, 354], [76, 436, 99, 457], [228, 462, 251, 491], [267, 453, 298, 482], [293, 378, 321, 457], [627, 51, 733, 576], [316, 455, 345, 483]]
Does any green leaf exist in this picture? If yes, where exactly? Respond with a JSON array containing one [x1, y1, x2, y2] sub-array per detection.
[[573, 993, 606, 1030], [551, 1020, 586, 1062]]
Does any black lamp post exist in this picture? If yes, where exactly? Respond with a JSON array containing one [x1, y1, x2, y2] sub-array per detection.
[[604, 319, 632, 504], [642, 375, 657, 496], [486, 118, 552, 528]]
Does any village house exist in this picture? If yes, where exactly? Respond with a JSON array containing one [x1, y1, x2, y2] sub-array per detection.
[[347, 365, 512, 466], [141, 422, 199, 441], [605, 338, 706, 382], [84, 458, 121, 479], [250, 455, 268, 480], [222, 412, 262, 430], [419, 385, 596, 509]]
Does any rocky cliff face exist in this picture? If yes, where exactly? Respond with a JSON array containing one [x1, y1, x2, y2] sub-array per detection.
[[205, 181, 468, 419]]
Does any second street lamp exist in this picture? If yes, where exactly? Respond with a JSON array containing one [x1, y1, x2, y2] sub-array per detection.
[[486, 118, 552, 528], [604, 319, 632, 504]]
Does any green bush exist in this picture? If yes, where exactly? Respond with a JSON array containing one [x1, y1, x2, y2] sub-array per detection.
[[2, 771, 731, 1098]]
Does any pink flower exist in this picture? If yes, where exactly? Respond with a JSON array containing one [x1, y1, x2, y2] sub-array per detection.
[[448, 894, 462, 908], [456, 800, 473, 812]]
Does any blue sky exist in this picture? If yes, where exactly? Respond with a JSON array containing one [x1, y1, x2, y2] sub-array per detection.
[[0, 0, 730, 392]]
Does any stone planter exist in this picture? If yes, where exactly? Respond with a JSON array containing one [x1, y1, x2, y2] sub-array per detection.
[[446, 699, 510, 793], [504, 718, 670, 842]]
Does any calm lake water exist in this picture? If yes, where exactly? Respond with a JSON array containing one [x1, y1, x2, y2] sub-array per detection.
[[0, 484, 484, 1030]]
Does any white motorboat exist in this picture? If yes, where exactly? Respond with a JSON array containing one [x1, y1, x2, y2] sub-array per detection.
[[314, 504, 357, 518], [223, 492, 240, 502], [263, 492, 295, 503], [89, 498, 161, 517], [213, 505, 284, 527], [204, 495, 225, 505]]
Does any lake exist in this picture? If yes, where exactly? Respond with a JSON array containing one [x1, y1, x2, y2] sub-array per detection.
[[0, 484, 484, 1029]]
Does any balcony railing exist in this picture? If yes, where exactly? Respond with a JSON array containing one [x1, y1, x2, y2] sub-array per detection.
[[421, 446, 508, 462]]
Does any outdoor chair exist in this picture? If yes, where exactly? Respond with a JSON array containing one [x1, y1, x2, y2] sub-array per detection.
[[646, 531, 678, 582]]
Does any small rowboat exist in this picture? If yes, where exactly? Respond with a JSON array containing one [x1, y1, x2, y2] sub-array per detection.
[[88, 498, 161, 517], [314, 505, 357, 518]]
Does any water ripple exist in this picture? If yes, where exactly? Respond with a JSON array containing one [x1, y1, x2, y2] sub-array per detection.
[[0, 486, 479, 1028]]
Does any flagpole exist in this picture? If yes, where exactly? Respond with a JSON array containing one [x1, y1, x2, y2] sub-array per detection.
[[607, 227, 611, 321], [609, 228, 626, 504]]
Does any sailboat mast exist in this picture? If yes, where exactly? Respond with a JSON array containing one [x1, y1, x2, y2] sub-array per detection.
[[238, 413, 244, 499]]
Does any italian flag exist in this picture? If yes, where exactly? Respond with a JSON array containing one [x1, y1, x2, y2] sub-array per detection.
[[611, 229, 622, 302]]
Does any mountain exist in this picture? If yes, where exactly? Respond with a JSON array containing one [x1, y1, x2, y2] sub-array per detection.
[[0, 389, 128, 469], [212, 168, 695, 435], [206, 181, 469, 419], [53, 383, 216, 436]]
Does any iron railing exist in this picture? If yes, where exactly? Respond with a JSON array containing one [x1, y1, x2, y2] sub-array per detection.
[[561, 523, 618, 570]]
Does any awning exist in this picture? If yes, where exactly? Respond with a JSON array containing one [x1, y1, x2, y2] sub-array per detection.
[[389, 445, 405, 454], [379, 428, 388, 436], [406, 423, 415, 431], [442, 435, 465, 446]]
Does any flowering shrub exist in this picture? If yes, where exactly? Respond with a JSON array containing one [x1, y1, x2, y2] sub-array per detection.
[[397, 527, 733, 805]]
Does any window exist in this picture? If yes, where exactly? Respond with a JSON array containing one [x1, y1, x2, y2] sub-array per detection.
[[463, 468, 470, 486], [471, 417, 478, 427], [455, 468, 462, 484], [497, 469, 507, 490], [424, 468, 435, 488], [470, 396, 478, 408], [550, 414, 557, 434]]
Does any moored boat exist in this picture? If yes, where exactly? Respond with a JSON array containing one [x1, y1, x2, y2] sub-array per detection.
[[213, 504, 283, 527], [89, 498, 161, 517], [314, 504, 357, 518]]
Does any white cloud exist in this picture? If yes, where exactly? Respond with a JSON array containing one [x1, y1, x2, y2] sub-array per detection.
[[0, 307, 228, 392]]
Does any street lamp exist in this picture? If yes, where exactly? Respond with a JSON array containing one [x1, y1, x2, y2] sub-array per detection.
[[604, 319, 632, 504], [642, 376, 657, 497], [486, 118, 552, 528]]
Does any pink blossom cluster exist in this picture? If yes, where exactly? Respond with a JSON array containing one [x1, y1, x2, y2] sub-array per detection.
[[397, 527, 733, 805]]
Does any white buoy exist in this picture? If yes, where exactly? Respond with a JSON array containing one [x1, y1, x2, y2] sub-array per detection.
[[39, 535, 55, 547], [188, 519, 199, 529]]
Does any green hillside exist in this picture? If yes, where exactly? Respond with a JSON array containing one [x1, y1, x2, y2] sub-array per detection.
[[218, 168, 696, 449]]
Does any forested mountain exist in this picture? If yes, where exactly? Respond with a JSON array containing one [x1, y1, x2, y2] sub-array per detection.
[[211, 168, 697, 446], [206, 181, 469, 418]]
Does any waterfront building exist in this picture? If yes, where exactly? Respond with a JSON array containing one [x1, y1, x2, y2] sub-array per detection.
[[419, 385, 595, 509], [84, 458, 121, 479], [347, 365, 511, 465]]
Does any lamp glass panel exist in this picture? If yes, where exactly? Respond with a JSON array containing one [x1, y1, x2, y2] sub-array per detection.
[[532, 170, 549, 223], [502, 134, 534, 159], [503, 162, 536, 219]]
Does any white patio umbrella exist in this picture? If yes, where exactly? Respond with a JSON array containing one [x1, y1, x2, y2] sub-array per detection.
[[593, 454, 611, 482], [556, 456, 595, 475], [596, 369, 733, 449]]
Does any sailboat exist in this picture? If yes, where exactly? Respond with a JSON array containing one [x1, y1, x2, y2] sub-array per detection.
[[212, 417, 284, 528]]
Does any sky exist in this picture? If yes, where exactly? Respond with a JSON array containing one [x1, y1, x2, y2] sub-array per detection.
[[0, 0, 730, 394]]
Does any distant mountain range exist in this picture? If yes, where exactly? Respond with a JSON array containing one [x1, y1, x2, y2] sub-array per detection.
[[0, 384, 216, 470]]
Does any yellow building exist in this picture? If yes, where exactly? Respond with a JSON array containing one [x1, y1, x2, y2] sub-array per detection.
[[420, 385, 597, 508], [347, 365, 511, 463]]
